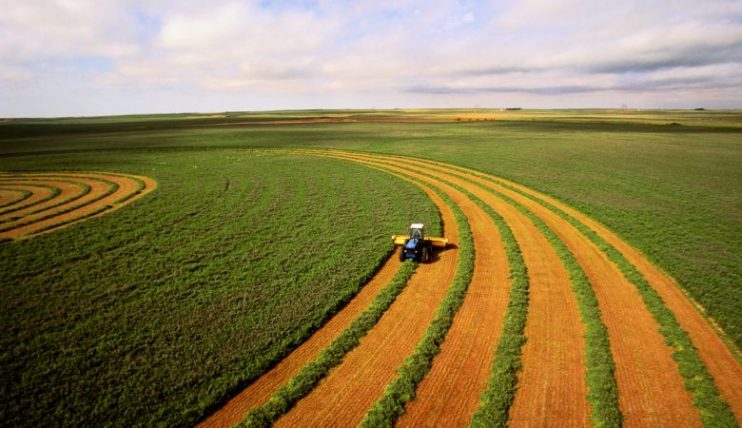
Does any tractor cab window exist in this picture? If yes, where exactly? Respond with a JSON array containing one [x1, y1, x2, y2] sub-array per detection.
[[410, 228, 423, 240]]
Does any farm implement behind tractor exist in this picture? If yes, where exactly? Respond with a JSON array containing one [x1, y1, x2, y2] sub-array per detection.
[[392, 223, 448, 263]]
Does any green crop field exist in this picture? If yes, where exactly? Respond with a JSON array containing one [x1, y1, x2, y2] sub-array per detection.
[[1, 109, 740, 426]]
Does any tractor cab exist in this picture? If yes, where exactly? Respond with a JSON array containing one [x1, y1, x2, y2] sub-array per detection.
[[409, 223, 424, 240]]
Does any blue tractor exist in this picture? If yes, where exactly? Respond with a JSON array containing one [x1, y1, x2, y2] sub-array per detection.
[[392, 223, 448, 263]]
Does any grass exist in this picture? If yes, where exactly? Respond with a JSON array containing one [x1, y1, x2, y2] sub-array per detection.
[[240, 260, 417, 427], [360, 175, 475, 427], [0, 150, 439, 427]]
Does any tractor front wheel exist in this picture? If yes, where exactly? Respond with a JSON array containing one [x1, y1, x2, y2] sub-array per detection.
[[399, 247, 406, 262]]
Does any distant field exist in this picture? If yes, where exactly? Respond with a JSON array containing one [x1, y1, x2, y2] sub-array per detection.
[[0, 109, 740, 426]]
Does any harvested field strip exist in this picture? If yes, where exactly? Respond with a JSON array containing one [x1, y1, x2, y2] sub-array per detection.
[[332, 152, 589, 426], [241, 260, 417, 427], [0, 177, 117, 234], [495, 185, 738, 425], [416, 158, 741, 425], [484, 183, 742, 424], [0, 184, 59, 217], [382, 154, 709, 425], [359, 156, 618, 426], [197, 259, 405, 428], [0, 188, 32, 209], [274, 175, 459, 427], [384, 170, 512, 427], [0, 179, 90, 223], [354, 164, 476, 427], [0, 172, 156, 240]]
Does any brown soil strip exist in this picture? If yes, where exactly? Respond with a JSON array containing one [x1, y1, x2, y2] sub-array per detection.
[[488, 176, 742, 423], [275, 173, 459, 428], [197, 256, 403, 428], [0, 172, 156, 240], [0, 184, 57, 216], [399, 156, 703, 426], [338, 152, 590, 427]]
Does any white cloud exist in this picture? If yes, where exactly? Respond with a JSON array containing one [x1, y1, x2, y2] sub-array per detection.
[[1, 0, 741, 116]]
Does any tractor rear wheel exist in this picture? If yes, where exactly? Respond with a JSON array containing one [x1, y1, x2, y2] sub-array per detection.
[[421, 247, 430, 263]]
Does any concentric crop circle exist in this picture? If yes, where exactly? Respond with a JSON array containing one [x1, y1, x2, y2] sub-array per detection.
[[0, 171, 156, 240]]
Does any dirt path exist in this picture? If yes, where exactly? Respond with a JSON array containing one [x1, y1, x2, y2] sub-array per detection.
[[337, 152, 590, 427], [275, 177, 459, 428], [197, 256, 403, 428], [0, 172, 156, 240]]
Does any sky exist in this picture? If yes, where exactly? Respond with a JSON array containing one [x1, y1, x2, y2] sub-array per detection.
[[1, 0, 741, 117]]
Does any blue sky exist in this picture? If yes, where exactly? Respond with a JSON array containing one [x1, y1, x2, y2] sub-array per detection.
[[1, 0, 741, 117]]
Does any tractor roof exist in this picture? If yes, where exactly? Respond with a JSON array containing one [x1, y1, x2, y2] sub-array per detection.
[[410, 223, 424, 229]]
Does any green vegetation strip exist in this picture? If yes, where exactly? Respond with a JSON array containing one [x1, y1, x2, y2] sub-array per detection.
[[360, 175, 474, 427], [437, 160, 735, 426], [354, 154, 620, 427], [240, 260, 417, 427], [0, 183, 61, 216], [0, 188, 33, 209], [0, 178, 119, 234]]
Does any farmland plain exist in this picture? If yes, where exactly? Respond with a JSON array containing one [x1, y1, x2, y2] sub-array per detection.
[[1, 109, 740, 426]]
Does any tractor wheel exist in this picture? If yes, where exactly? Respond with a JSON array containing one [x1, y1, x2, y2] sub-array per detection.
[[421, 247, 430, 263], [399, 247, 406, 262]]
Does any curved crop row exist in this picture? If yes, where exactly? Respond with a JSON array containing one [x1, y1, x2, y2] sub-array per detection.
[[359, 173, 475, 427], [241, 260, 417, 427], [282, 149, 739, 427], [0, 172, 156, 240], [381, 152, 739, 425], [334, 151, 619, 426]]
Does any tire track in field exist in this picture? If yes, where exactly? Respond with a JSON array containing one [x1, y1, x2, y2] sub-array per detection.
[[333, 152, 590, 426], [0, 172, 156, 240], [275, 177, 459, 428], [197, 256, 403, 428]]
